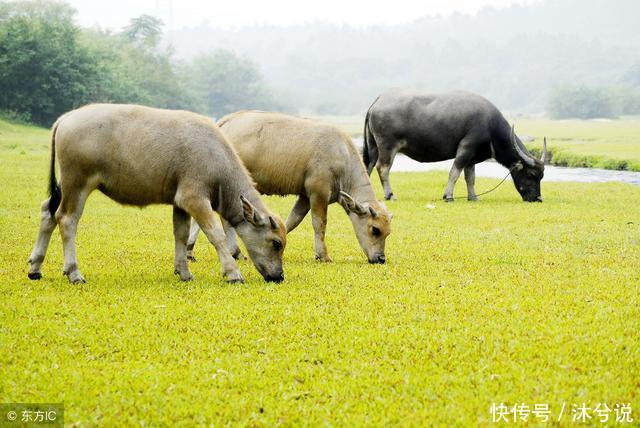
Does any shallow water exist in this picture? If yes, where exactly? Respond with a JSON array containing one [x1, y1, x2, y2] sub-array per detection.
[[392, 155, 640, 185], [353, 139, 640, 185]]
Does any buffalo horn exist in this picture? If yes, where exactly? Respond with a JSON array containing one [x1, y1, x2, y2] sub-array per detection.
[[511, 125, 535, 167]]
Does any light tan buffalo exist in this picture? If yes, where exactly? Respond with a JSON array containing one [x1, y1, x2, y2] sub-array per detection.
[[27, 104, 286, 284], [188, 111, 392, 264]]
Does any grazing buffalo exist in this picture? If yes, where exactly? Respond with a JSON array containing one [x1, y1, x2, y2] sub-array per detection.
[[188, 111, 392, 264], [363, 90, 547, 202], [28, 104, 286, 284]]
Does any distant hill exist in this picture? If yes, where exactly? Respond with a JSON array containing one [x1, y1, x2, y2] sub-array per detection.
[[165, 0, 640, 115]]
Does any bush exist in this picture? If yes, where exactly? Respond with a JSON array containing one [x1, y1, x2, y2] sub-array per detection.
[[0, 109, 32, 124]]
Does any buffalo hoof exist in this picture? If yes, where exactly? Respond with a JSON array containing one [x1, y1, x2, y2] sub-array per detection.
[[174, 269, 194, 281], [28, 272, 42, 280], [315, 254, 333, 263], [68, 275, 86, 285], [443, 196, 454, 202], [226, 272, 245, 284], [64, 268, 85, 284], [384, 193, 397, 201], [467, 196, 479, 202]]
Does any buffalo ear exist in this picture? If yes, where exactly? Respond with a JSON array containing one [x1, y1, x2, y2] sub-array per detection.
[[240, 195, 265, 227], [268, 215, 279, 230], [368, 206, 378, 218], [338, 191, 368, 216]]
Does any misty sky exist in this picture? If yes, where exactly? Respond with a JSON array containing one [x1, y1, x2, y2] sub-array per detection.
[[67, 0, 539, 30]]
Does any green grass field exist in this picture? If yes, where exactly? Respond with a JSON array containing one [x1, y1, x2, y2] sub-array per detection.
[[316, 115, 640, 172], [519, 119, 640, 172], [1, 118, 639, 425]]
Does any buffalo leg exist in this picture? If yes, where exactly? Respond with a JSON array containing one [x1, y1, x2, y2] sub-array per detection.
[[464, 165, 479, 201], [177, 195, 243, 283], [173, 207, 193, 281], [186, 221, 200, 262], [376, 146, 399, 200], [187, 218, 245, 261], [443, 165, 463, 202], [56, 185, 90, 284], [27, 198, 58, 279], [285, 195, 310, 232], [444, 139, 477, 201], [309, 192, 331, 262], [222, 218, 246, 260]]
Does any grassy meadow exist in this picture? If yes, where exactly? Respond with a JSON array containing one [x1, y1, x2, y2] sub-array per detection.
[[1, 118, 639, 426], [518, 119, 640, 171]]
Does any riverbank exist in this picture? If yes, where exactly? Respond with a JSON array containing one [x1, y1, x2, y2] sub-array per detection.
[[389, 155, 640, 186], [316, 115, 640, 172], [519, 118, 640, 172]]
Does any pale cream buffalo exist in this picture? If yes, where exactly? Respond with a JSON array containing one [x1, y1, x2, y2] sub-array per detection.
[[28, 104, 286, 284], [188, 111, 392, 264]]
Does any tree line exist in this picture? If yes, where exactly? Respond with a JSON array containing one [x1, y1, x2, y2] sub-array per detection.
[[3, 0, 640, 124], [0, 0, 280, 126], [547, 80, 640, 120]]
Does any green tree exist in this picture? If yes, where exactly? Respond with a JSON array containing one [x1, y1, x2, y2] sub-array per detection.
[[547, 85, 615, 119], [186, 50, 278, 117], [122, 14, 163, 48], [79, 16, 196, 111], [0, 0, 97, 125], [0, 2, 277, 125]]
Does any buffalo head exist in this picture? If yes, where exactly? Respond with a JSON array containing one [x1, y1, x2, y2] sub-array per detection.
[[338, 191, 392, 264], [510, 126, 546, 202]]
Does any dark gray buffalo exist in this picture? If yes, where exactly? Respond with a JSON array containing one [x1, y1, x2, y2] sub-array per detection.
[[363, 90, 547, 202]]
